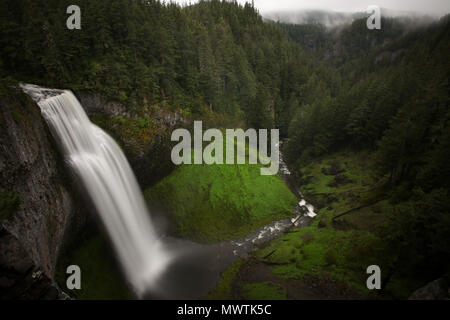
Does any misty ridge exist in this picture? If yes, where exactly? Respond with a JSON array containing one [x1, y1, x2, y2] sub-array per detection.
[[262, 8, 439, 28]]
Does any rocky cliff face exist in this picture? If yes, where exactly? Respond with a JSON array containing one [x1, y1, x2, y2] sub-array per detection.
[[409, 275, 450, 300], [0, 90, 74, 299], [77, 93, 131, 118], [0, 88, 186, 299], [77, 92, 184, 188]]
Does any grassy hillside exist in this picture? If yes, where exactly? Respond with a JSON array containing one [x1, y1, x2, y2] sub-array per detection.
[[205, 151, 423, 299], [145, 162, 297, 243]]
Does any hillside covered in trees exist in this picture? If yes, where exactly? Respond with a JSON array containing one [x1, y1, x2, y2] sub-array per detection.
[[1, 0, 318, 132], [284, 14, 450, 288], [1, 0, 449, 299]]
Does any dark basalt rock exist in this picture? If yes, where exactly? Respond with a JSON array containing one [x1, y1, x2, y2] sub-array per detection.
[[0, 87, 186, 299], [77, 92, 129, 117], [77, 92, 185, 188], [409, 276, 450, 300], [0, 90, 74, 299]]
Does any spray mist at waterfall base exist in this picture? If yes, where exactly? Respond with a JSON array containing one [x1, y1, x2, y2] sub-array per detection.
[[141, 237, 236, 299]]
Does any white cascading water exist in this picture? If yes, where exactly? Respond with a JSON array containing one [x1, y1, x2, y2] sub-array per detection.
[[21, 84, 172, 297]]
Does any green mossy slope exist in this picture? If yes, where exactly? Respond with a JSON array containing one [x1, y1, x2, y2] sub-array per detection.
[[240, 282, 287, 300], [145, 163, 297, 243]]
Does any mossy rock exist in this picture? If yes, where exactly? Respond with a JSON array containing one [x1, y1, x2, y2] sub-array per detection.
[[241, 282, 287, 300], [258, 244, 299, 265], [205, 259, 242, 300], [0, 191, 21, 221]]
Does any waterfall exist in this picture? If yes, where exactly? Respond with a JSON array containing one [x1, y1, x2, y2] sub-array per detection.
[[21, 84, 172, 297]]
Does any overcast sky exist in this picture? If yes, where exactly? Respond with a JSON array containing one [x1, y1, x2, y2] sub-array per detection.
[[173, 0, 450, 16]]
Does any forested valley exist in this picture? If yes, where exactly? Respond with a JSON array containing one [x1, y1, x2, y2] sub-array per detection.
[[1, 0, 449, 299]]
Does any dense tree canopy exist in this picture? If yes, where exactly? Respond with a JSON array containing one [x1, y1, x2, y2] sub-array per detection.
[[1, 0, 449, 288], [285, 15, 450, 282], [0, 0, 315, 131]]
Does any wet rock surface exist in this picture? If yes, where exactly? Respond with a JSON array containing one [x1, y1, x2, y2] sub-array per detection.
[[409, 276, 450, 300], [77, 92, 129, 118], [0, 90, 75, 299], [78, 92, 185, 188]]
